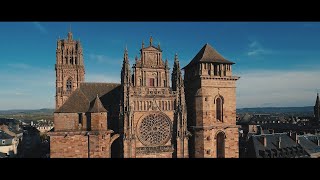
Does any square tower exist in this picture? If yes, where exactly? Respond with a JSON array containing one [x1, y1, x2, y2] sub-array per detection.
[[184, 43, 239, 158], [55, 30, 85, 109]]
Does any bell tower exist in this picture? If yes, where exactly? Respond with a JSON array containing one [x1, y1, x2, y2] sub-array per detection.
[[184, 43, 239, 158], [55, 30, 85, 109]]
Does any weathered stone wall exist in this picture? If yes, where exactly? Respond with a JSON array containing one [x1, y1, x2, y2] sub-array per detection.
[[54, 113, 79, 131], [185, 62, 239, 158], [50, 134, 89, 158], [50, 131, 112, 158]]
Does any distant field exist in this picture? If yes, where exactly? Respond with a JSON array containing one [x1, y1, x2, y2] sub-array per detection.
[[237, 106, 314, 114], [0, 109, 54, 121], [0, 114, 53, 121]]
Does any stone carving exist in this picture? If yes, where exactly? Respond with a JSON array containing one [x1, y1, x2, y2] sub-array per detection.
[[136, 145, 174, 154], [137, 113, 171, 146]]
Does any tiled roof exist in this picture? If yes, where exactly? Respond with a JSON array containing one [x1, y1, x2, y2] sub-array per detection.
[[183, 43, 234, 69], [88, 95, 108, 113], [55, 82, 121, 113]]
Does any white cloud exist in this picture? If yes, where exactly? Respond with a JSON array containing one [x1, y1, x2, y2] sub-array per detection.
[[88, 54, 121, 65], [86, 73, 120, 83], [247, 40, 273, 56], [7, 63, 32, 69], [0, 64, 55, 110], [32, 22, 47, 34], [237, 69, 320, 108], [249, 41, 259, 48]]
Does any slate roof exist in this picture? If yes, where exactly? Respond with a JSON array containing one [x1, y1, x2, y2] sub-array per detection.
[[298, 135, 320, 154], [55, 82, 121, 113], [0, 152, 7, 158], [237, 113, 253, 125], [0, 130, 14, 140], [249, 133, 309, 158], [183, 43, 234, 69]]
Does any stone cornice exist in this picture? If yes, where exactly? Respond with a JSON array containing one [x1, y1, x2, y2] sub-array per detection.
[[48, 130, 114, 136], [190, 124, 239, 131]]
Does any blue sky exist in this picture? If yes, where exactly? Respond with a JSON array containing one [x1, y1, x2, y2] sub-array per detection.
[[0, 22, 320, 110]]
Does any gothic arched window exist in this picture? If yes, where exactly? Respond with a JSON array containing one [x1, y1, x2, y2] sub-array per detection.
[[216, 132, 226, 158], [66, 78, 72, 92], [216, 96, 223, 122]]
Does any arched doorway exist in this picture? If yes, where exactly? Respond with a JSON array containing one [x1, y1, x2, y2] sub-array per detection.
[[216, 132, 225, 158]]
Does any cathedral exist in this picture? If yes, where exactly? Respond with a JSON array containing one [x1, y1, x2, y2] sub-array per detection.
[[48, 30, 240, 158]]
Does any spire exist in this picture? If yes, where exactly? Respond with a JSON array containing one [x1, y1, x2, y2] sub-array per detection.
[[124, 45, 128, 62], [172, 53, 183, 91], [67, 25, 73, 41], [89, 94, 107, 113], [121, 47, 131, 85], [142, 40, 145, 49], [316, 93, 319, 106], [150, 36, 153, 46], [165, 59, 169, 68], [174, 53, 180, 68], [158, 42, 161, 50]]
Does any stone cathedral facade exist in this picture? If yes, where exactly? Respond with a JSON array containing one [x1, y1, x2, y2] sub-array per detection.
[[49, 31, 239, 158]]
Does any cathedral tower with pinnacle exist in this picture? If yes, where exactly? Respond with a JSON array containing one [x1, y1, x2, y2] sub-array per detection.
[[55, 30, 85, 109], [119, 37, 190, 158]]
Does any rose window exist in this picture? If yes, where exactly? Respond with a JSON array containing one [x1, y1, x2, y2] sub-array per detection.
[[137, 113, 171, 146]]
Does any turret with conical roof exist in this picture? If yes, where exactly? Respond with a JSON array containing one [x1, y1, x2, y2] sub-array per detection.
[[89, 94, 108, 131], [89, 94, 107, 113]]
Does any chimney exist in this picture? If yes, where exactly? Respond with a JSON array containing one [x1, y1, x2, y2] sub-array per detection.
[[261, 136, 267, 147], [317, 138, 320, 146], [257, 125, 263, 135], [290, 132, 298, 143], [277, 136, 281, 149], [270, 129, 274, 134]]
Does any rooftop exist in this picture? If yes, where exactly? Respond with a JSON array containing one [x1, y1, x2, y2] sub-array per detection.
[[183, 43, 234, 69]]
